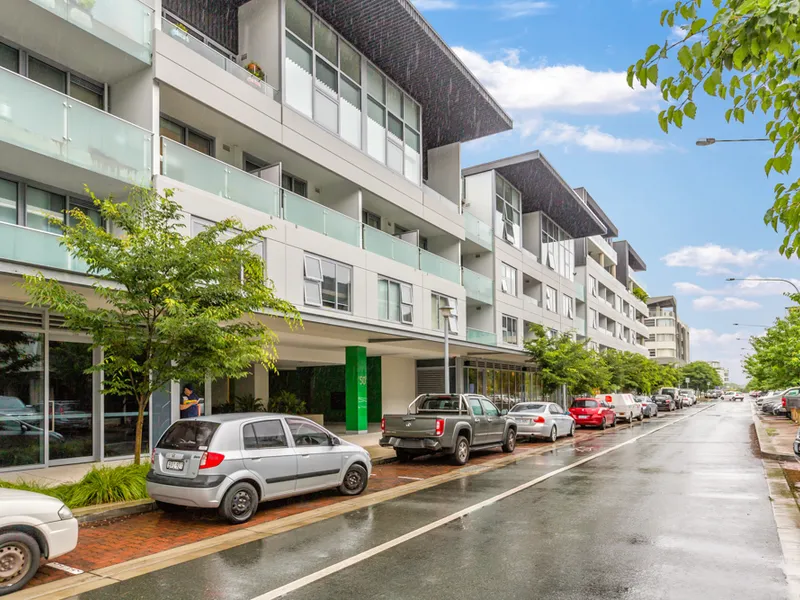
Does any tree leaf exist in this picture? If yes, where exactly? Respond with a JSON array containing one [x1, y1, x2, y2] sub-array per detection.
[[685, 101, 697, 119], [647, 64, 659, 85]]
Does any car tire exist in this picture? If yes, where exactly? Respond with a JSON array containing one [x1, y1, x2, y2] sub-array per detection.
[[395, 449, 414, 463], [451, 435, 470, 465], [568, 422, 575, 437], [219, 481, 258, 525], [339, 464, 369, 496], [549, 426, 557, 443], [155, 500, 185, 513], [600, 417, 607, 430], [628, 413, 633, 423], [637, 412, 643, 422], [502, 428, 517, 453], [611, 416, 617, 427], [0, 531, 41, 595]]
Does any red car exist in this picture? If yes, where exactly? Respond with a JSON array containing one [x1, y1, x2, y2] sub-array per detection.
[[569, 398, 617, 429]]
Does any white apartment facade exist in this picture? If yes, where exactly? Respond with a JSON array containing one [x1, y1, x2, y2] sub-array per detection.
[[645, 296, 691, 365], [707, 361, 729, 386]]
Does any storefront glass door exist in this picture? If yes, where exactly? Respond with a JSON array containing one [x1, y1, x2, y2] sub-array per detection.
[[48, 340, 94, 462]]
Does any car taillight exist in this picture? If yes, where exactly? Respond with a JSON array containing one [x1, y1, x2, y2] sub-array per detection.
[[199, 452, 225, 469], [381, 417, 385, 433], [534, 416, 546, 423], [150, 449, 155, 464], [783, 398, 787, 407], [434, 419, 445, 436]]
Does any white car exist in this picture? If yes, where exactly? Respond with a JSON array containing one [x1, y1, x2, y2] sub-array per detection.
[[0, 489, 78, 595], [595, 393, 643, 423], [680, 394, 694, 407]]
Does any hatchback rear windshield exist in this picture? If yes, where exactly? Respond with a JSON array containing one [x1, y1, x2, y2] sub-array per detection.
[[510, 403, 545, 413], [158, 421, 220, 450], [418, 396, 461, 411], [572, 400, 598, 408]]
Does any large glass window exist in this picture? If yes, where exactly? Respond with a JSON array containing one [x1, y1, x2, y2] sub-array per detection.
[[495, 174, 521, 247], [0, 331, 44, 469], [541, 214, 574, 281], [28, 56, 67, 93], [304, 254, 351, 312], [501, 262, 517, 296], [48, 341, 93, 461], [431, 293, 458, 333], [159, 116, 213, 156], [562, 294, 574, 319], [0, 42, 19, 73], [0, 178, 18, 225], [545, 286, 557, 313], [656, 318, 674, 327], [104, 386, 148, 458], [378, 277, 413, 325], [26, 187, 65, 234], [502, 315, 518, 345]]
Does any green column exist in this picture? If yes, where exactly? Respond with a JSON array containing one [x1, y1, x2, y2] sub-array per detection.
[[345, 346, 368, 433]]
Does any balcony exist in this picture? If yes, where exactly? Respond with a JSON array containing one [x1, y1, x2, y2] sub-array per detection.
[[463, 211, 493, 251], [467, 328, 496, 346], [0, 67, 152, 188], [589, 235, 618, 265], [0, 222, 87, 273], [161, 18, 278, 101], [283, 191, 361, 248], [575, 283, 586, 302], [363, 226, 419, 269], [462, 268, 493, 305], [420, 249, 461, 284]]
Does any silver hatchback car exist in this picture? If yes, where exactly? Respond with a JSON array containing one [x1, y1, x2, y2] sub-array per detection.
[[146, 413, 372, 524]]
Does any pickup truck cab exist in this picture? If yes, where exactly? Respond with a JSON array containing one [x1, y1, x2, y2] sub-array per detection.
[[380, 394, 517, 465]]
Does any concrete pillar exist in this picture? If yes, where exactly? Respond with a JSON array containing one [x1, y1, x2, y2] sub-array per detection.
[[345, 346, 367, 433], [254, 363, 270, 409]]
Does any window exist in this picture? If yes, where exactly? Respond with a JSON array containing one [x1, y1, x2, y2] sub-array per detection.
[[590, 308, 598, 329], [431, 293, 458, 333], [657, 333, 675, 342], [545, 286, 557, 313], [243, 420, 288, 449], [287, 418, 332, 446], [589, 275, 597, 297], [378, 277, 413, 324], [468, 397, 484, 415], [28, 56, 66, 92], [26, 187, 65, 234], [362, 210, 381, 230], [656, 318, 674, 327], [480, 399, 500, 417], [562, 295, 574, 319], [158, 421, 220, 450], [304, 254, 351, 311], [159, 116, 213, 156], [282, 172, 308, 198], [548, 404, 563, 415], [540, 214, 574, 281], [495, 174, 521, 246], [0, 178, 17, 225], [648, 349, 655, 357], [500, 263, 517, 296], [502, 315, 518, 345], [0, 42, 19, 72]]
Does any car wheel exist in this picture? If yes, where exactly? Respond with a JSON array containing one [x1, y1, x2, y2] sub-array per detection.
[[628, 413, 633, 423], [600, 417, 607, 430], [395, 449, 414, 463], [637, 412, 643, 422], [568, 422, 575, 437], [339, 464, 369, 496], [549, 426, 557, 443], [0, 531, 41, 595], [451, 435, 470, 465], [502, 428, 517, 453], [219, 481, 258, 524], [155, 500, 185, 513]]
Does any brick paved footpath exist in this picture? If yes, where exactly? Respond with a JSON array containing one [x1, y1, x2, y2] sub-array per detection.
[[29, 428, 607, 589]]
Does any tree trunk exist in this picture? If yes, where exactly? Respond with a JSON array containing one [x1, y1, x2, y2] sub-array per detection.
[[134, 394, 147, 465]]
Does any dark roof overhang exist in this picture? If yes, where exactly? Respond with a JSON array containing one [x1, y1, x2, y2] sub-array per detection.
[[574, 187, 618, 238], [463, 151, 607, 239], [614, 240, 647, 271]]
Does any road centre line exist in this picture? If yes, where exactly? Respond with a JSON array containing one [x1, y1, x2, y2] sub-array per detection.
[[252, 405, 714, 600]]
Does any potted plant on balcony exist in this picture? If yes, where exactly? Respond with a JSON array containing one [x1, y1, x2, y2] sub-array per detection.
[[68, 0, 95, 28], [170, 22, 191, 43], [245, 61, 266, 87]]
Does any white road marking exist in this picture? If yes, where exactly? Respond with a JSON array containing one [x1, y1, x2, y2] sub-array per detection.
[[251, 405, 712, 600], [397, 476, 425, 481], [46, 562, 84, 575]]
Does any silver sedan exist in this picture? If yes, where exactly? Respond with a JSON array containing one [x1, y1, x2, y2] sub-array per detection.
[[508, 402, 575, 442]]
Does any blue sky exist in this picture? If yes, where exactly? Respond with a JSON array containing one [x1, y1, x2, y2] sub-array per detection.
[[412, 0, 800, 384]]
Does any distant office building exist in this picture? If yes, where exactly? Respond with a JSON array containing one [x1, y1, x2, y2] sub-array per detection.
[[645, 296, 690, 365]]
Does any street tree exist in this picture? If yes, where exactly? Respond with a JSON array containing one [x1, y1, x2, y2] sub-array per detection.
[[744, 301, 800, 389], [680, 361, 724, 391], [524, 324, 610, 396], [22, 186, 299, 464], [629, 0, 800, 255]]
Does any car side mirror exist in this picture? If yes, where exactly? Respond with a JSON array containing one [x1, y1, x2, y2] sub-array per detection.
[[331, 436, 341, 446], [500, 409, 508, 416]]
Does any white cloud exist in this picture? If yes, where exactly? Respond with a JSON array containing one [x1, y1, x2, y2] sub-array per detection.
[[454, 47, 658, 114], [662, 244, 769, 275], [689, 328, 751, 384], [536, 122, 665, 153], [692, 296, 762, 311], [412, 0, 459, 8], [670, 25, 689, 41], [674, 281, 713, 295], [496, 1, 553, 18], [690, 328, 742, 347]]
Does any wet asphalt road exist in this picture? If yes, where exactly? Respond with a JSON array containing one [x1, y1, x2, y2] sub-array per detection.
[[74, 401, 789, 600]]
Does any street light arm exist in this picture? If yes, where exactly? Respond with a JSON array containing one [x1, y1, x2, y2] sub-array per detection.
[[725, 277, 800, 294]]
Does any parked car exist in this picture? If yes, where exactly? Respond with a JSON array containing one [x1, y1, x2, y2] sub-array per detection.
[[679, 389, 696, 403], [568, 398, 616, 429], [722, 391, 745, 402], [635, 395, 658, 418], [652, 394, 677, 412], [147, 414, 372, 524], [0, 396, 39, 427], [596, 393, 643, 423], [659, 388, 683, 409], [508, 402, 575, 442], [680, 394, 694, 407], [0, 489, 78, 595], [380, 394, 517, 465]]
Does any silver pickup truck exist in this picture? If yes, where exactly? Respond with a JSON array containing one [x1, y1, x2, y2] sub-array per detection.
[[379, 394, 517, 465]]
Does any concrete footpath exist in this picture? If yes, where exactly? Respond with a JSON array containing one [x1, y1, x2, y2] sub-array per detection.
[[751, 401, 796, 461]]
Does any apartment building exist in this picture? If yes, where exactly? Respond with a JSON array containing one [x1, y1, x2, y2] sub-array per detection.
[[645, 296, 691, 365], [572, 189, 649, 355], [707, 360, 730, 387]]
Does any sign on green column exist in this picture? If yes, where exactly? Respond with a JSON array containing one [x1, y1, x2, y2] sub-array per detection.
[[345, 346, 368, 433]]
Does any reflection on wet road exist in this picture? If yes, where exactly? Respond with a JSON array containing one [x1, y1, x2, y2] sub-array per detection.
[[75, 402, 789, 600]]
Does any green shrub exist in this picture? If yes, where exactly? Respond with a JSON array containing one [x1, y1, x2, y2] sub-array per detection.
[[269, 390, 307, 415], [0, 463, 150, 509], [234, 394, 266, 412]]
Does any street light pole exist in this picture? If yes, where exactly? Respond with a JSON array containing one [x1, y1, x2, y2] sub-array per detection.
[[725, 277, 800, 294], [696, 137, 770, 146], [733, 323, 771, 328]]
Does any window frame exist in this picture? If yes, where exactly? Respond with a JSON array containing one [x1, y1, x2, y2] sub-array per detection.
[[303, 253, 352, 313], [378, 276, 413, 325], [545, 286, 557, 313], [562, 294, 574, 319], [243, 419, 289, 450], [500, 262, 518, 296], [286, 417, 333, 447], [282, 171, 309, 197], [501, 314, 518, 345], [431, 292, 458, 334], [160, 114, 215, 156], [495, 174, 521, 247]]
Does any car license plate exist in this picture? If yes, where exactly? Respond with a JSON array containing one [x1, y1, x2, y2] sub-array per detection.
[[166, 460, 184, 472], [518, 419, 531, 424], [578, 415, 588, 419]]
